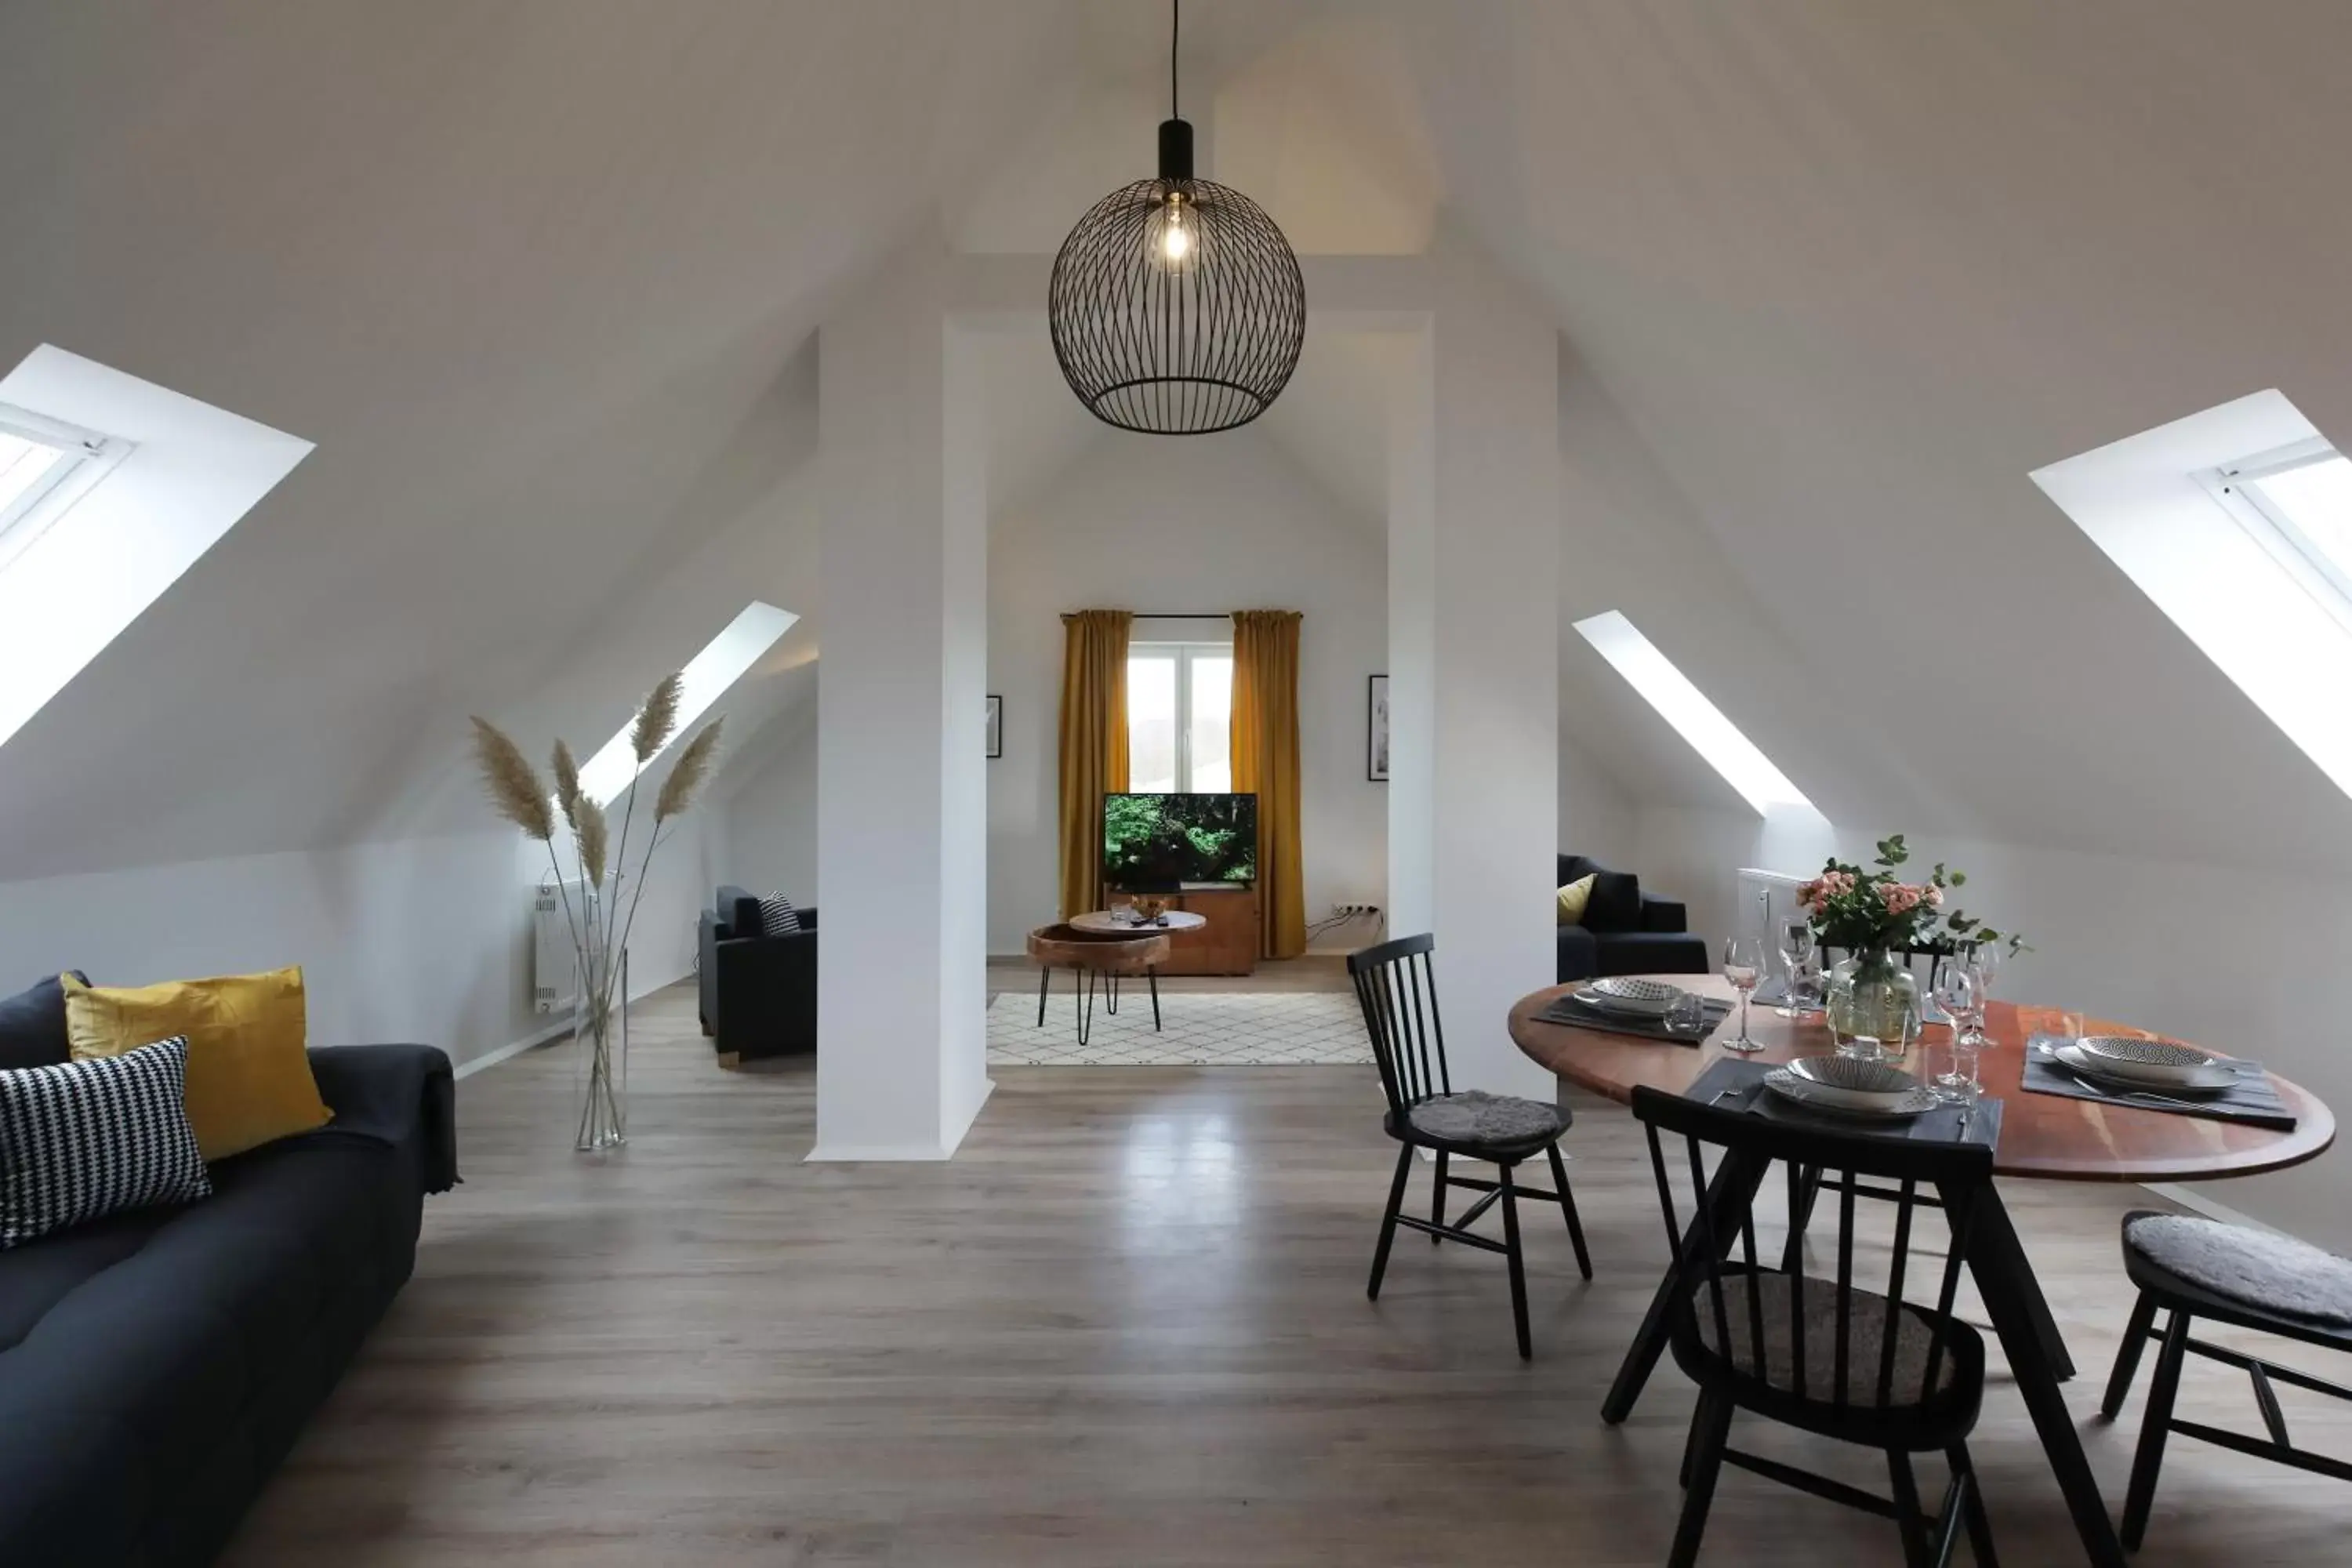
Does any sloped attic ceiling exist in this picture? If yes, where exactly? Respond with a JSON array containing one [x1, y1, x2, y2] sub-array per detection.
[[1380, 0, 2352, 873], [0, 0, 1087, 880], [13, 0, 2352, 888]]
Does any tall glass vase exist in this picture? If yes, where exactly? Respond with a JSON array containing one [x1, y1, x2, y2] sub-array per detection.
[[1826, 948, 1920, 1064], [573, 935, 627, 1152]]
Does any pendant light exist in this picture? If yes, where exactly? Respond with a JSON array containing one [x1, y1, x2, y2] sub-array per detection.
[[1048, 0, 1306, 435]]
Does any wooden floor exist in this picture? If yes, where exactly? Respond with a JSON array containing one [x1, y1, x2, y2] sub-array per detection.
[[223, 982, 2352, 1566]]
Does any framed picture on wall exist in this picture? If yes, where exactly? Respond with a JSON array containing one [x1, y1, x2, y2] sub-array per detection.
[[1367, 674, 1388, 782], [985, 695, 1003, 759]]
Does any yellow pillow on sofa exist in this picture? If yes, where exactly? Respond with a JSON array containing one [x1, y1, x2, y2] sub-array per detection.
[[63, 967, 328, 1162], [1556, 873, 1598, 926]]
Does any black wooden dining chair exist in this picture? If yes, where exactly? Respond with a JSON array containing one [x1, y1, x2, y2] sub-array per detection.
[[1349, 933, 1592, 1359], [2099, 1210, 2352, 1549], [1629, 1083, 1999, 1567]]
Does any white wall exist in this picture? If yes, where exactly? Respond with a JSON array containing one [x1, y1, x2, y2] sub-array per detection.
[[988, 426, 1388, 953], [0, 814, 722, 1073], [720, 697, 821, 909]]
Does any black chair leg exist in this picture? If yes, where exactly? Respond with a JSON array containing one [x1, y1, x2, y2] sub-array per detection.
[[1499, 1160, 1530, 1359], [2101, 1290, 2159, 1421], [1948, 1443, 1998, 1568], [1367, 1142, 1414, 1300], [1782, 1163, 1820, 1273], [2122, 1307, 2191, 1550], [1547, 1142, 1593, 1279], [1036, 964, 1051, 1028], [1888, 1451, 1933, 1567], [1430, 1150, 1449, 1243], [1668, 1388, 1733, 1568]]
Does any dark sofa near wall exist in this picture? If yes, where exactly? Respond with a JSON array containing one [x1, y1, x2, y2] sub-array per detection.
[[0, 1022, 456, 1568], [1555, 853, 1710, 984], [699, 885, 818, 1062]]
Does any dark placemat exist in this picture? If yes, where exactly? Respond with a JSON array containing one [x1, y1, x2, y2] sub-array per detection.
[[2020, 1037, 2295, 1131], [1534, 992, 1730, 1045], [1686, 1057, 2004, 1151]]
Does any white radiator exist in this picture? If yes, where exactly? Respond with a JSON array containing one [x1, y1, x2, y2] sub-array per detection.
[[532, 880, 599, 1015]]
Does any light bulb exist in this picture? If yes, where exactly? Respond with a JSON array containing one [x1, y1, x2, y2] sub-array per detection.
[[1161, 209, 1190, 264]]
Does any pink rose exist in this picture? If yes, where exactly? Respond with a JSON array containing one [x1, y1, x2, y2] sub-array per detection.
[[1925, 885, 1945, 909]]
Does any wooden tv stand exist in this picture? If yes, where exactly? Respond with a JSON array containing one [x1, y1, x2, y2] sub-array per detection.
[[1105, 884, 1258, 976]]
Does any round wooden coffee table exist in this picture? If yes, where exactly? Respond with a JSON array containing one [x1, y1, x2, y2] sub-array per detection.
[[1508, 974, 2336, 1568], [1025, 921, 1181, 1045]]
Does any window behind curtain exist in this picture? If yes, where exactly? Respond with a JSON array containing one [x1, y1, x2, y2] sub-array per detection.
[[1127, 643, 1232, 793]]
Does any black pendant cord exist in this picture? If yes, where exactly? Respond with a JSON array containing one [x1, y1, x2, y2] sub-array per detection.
[[1171, 0, 1181, 119]]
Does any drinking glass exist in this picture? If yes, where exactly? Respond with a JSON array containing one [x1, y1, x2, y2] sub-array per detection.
[[1776, 917, 1817, 1018], [1721, 937, 1766, 1053], [1664, 989, 1710, 1038], [1929, 956, 1980, 1102], [1966, 942, 2002, 1035]]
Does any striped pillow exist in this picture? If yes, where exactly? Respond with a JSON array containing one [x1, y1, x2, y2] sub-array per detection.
[[757, 892, 803, 937], [0, 1036, 211, 1249]]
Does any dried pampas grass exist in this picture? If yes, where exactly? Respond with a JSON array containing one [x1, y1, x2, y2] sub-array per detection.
[[631, 673, 682, 764], [575, 796, 610, 889], [471, 717, 553, 841], [552, 740, 583, 829], [655, 720, 724, 822]]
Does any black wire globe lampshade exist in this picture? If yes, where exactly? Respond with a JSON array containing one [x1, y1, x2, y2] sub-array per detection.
[[1049, 114, 1306, 436]]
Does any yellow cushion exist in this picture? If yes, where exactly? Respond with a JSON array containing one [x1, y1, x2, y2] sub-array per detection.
[[64, 967, 328, 1162], [1556, 873, 1598, 926]]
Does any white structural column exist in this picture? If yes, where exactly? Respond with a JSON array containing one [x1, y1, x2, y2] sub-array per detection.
[[812, 239, 993, 1160], [1388, 239, 1561, 1097]]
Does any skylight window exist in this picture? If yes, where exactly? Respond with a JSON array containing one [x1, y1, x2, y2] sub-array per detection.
[[0, 405, 132, 574], [1572, 610, 1816, 816], [2201, 438, 2352, 629], [576, 601, 798, 806], [2033, 389, 2352, 804], [0, 346, 310, 753]]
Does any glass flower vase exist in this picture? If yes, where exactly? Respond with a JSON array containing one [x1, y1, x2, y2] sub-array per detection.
[[1826, 949, 1920, 1064], [573, 938, 628, 1152]]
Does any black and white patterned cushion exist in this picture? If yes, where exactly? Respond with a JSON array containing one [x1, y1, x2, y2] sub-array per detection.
[[757, 892, 803, 937], [0, 1036, 211, 1250]]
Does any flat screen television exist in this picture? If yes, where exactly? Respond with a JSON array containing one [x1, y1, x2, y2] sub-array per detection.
[[1102, 793, 1258, 890]]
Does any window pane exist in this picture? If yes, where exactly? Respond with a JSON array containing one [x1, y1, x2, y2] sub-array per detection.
[[0, 430, 69, 521], [1127, 654, 1178, 793], [1189, 653, 1232, 793], [2251, 456, 2352, 583]]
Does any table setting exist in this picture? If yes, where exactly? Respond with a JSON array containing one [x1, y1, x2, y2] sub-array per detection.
[[1506, 835, 2338, 1568]]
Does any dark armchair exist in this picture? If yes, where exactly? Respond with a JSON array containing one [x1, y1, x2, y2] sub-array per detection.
[[698, 885, 818, 1063], [1555, 854, 1708, 985]]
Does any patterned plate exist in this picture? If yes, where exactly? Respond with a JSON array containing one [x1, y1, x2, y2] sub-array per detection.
[[1782, 1054, 1922, 1110], [1763, 1068, 1937, 1120], [1579, 976, 1683, 1017], [2075, 1036, 2215, 1072], [2053, 1042, 2238, 1096]]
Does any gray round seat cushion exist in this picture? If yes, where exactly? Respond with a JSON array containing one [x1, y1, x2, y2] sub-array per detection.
[[2125, 1213, 2352, 1327], [1406, 1090, 1563, 1145]]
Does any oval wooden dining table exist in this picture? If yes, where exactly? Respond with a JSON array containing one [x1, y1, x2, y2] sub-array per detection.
[[1509, 975, 2336, 1568]]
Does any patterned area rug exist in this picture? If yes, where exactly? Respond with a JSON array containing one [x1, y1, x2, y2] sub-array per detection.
[[987, 988, 1371, 1066]]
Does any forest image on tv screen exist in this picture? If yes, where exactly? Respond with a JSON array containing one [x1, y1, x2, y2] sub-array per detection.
[[1103, 793, 1258, 887]]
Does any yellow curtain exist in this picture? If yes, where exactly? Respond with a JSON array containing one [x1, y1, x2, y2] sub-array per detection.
[[1058, 610, 1133, 920], [1230, 609, 1305, 959]]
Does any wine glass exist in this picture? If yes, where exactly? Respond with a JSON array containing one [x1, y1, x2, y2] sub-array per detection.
[[1721, 936, 1766, 1053], [1929, 956, 1980, 1103], [1967, 942, 2003, 1030], [1777, 917, 1817, 1018]]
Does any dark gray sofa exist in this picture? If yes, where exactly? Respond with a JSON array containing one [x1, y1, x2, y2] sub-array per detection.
[[1555, 854, 1710, 984], [698, 886, 818, 1062], [0, 974, 455, 1568]]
